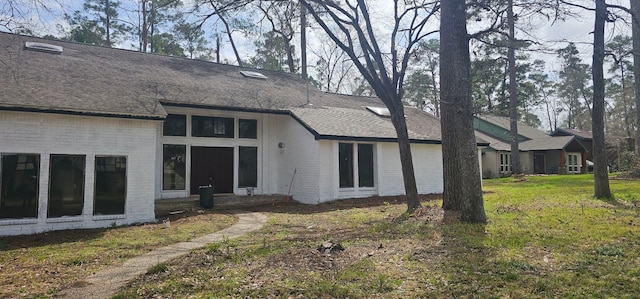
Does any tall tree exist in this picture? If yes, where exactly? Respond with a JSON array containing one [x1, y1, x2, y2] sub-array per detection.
[[255, 0, 299, 74], [592, 0, 611, 198], [300, 0, 440, 213], [249, 31, 298, 72], [471, 41, 509, 114], [632, 0, 640, 155], [311, 38, 354, 93], [440, 0, 486, 222], [507, 0, 521, 174], [520, 59, 550, 128], [195, 0, 254, 67], [405, 39, 441, 117], [606, 35, 635, 138], [139, 0, 182, 53], [174, 21, 209, 59], [149, 32, 186, 57], [557, 43, 592, 130], [63, 11, 106, 45], [81, 0, 130, 47]]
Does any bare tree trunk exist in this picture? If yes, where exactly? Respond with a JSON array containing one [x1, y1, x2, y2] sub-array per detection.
[[218, 13, 243, 67], [632, 0, 640, 155], [286, 44, 296, 73], [300, 3, 307, 80], [508, 0, 521, 174], [141, 0, 148, 52], [390, 103, 421, 212], [105, 0, 111, 47], [440, 0, 486, 223], [545, 101, 553, 132], [593, 0, 612, 198]]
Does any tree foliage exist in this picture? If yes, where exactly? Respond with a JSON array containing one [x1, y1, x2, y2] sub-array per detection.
[[605, 35, 635, 138], [250, 31, 298, 72], [404, 39, 440, 117], [556, 43, 592, 130], [65, 0, 131, 47]]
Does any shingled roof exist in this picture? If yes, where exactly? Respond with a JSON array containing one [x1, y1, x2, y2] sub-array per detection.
[[476, 114, 549, 140], [475, 114, 587, 152], [0, 32, 443, 143], [0, 33, 318, 119], [551, 128, 593, 140]]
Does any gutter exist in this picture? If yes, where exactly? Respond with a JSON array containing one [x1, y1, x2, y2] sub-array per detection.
[[0, 106, 166, 121]]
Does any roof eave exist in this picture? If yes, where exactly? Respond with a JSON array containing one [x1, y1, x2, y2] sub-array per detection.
[[314, 135, 443, 144], [0, 106, 166, 121], [160, 101, 291, 115]]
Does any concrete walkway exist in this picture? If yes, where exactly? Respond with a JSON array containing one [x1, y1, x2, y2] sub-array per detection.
[[57, 211, 267, 299]]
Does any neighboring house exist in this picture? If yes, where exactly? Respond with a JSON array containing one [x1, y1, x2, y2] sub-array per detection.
[[475, 115, 589, 178], [550, 128, 593, 161], [0, 33, 449, 236]]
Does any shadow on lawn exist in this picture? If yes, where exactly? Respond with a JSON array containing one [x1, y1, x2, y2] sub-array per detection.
[[245, 194, 443, 215], [0, 228, 108, 251]]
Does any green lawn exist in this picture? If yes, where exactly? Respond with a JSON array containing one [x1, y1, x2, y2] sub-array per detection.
[[113, 174, 640, 298], [115, 175, 640, 298]]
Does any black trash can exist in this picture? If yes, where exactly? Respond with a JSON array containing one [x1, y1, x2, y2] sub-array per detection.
[[199, 185, 214, 208]]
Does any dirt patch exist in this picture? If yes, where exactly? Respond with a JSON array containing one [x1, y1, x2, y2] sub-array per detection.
[[118, 196, 452, 298]]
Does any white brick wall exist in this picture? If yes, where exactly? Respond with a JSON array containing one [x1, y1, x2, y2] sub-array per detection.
[[154, 107, 446, 205], [266, 115, 321, 204], [412, 143, 444, 194], [0, 111, 158, 236], [376, 143, 443, 197]]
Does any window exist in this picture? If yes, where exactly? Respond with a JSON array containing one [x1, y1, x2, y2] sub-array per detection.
[[163, 145, 186, 190], [192, 116, 234, 138], [0, 154, 39, 219], [339, 143, 376, 189], [358, 144, 374, 187], [499, 153, 511, 173], [48, 155, 85, 218], [163, 114, 186, 136], [238, 147, 258, 188], [339, 143, 354, 188], [94, 156, 126, 215], [239, 119, 257, 139], [567, 153, 580, 173]]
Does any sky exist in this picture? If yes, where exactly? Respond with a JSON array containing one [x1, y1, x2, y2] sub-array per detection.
[[3, 0, 621, 66], [1, 0, 636, 130]]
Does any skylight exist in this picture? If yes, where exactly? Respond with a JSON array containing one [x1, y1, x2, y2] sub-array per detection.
[[366, 106, 391, 117], [240, 70, 268, 80], [24, 42, 63, 54]]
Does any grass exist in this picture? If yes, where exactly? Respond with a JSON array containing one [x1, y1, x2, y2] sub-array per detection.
[[0, 209, 237, 298], [111, 174, 640, 298]]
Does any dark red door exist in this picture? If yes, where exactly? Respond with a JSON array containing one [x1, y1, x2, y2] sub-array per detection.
[[190, 147, 234, 195]]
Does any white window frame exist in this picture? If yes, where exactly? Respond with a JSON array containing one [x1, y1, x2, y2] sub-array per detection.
[[338, 142, 376, 189], [567, 153, 580, 174], [499, 152, 512, 173]]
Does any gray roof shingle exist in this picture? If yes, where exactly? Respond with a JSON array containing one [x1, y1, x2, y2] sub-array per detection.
[[290, 104, 441, 142], [476, 114, 549, 140], [519, 136, 575, 151], [1, 33, 445, 143], [475, 115, 582, 152]]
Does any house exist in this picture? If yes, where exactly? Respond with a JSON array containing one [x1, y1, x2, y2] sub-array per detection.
[[550, 128, 593, 161], [0, 33, 448, 236], [475, 115, 589, 178]]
